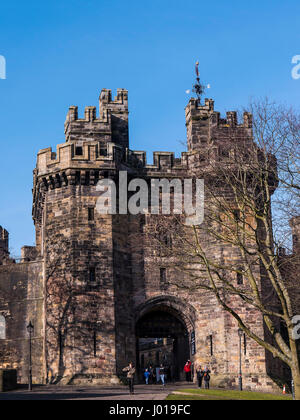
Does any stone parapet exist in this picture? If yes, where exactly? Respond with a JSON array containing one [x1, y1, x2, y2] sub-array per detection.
[[65, 88, 129, 149]]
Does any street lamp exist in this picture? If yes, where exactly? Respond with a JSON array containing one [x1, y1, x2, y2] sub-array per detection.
[[27, 321, 34, 391], [238, 328, 243, 391]]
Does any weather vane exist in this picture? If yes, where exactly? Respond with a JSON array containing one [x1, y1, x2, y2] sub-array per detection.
[[186, 61, 210, 104]]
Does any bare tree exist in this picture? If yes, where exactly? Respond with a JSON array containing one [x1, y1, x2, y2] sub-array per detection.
[[142, 99, 300, 399]]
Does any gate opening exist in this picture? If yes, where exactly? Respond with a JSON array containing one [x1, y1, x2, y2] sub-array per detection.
[[136, 310, 190, 382]]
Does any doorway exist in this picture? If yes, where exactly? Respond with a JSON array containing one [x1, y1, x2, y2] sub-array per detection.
[[136, 309, 190, 382]]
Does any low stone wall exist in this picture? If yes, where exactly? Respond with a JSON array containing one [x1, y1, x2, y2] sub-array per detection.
[[211, 373, 281, 394], [66, 373, 121, 386], [0, 369, 17, 392]]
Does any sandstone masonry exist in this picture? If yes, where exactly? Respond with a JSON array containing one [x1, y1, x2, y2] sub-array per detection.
[[0, 90, 297, 391]]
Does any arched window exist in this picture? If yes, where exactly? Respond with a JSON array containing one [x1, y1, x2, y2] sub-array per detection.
[[0, 315, 6, 339]]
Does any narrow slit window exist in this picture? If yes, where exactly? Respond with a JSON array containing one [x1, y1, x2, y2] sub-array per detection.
[[209, 335, 213, 356], [139, 217, 144, 233], [88, 207, 95, 221], [89, 267, 96, 283], [75, 171, 81, 185], [237, 271, 244, 285], [99, 143, 108, 157], [93, 330, 97, 357], [233, 210, 240, 221], [160, 268, 167, 289]]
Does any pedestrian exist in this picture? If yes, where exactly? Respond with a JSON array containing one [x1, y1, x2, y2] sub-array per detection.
[[184, 360, 192, 382], [148, 365, 154, 384], [203, 366, 211, 390], [159, 364, 166, 386], [156, 366, 161, 383], [196, 365, 204, 388], [152, 367, 156, 384], [144, 368, 150, 385], [122, 362, 136, 395]]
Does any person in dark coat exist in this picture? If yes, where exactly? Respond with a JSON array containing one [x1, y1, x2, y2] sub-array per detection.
[[159, 364, 166, 386], [196, 365, 205, 388], [123, 362, 136, 395], [148, 365, 154, 384], [203, 366, 211, 389]]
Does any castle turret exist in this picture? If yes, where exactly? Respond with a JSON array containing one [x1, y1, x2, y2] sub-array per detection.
[[0, 226, 9, 264], [185, 97, 253, 152], [99, 89, 129, 149], [64, 88, 129, 149]]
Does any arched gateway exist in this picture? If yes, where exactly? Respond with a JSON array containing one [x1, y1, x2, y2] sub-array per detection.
[[135, 296, 196, 382]]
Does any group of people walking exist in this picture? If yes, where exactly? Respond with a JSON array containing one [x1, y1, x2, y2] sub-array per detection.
[[123, 360, 211, 394], [196, 365, 211, 389], [184, 360, 211, 389], [144, 364, 167, 386]]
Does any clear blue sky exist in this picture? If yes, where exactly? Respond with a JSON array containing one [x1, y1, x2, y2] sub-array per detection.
[[0, 0, 299, 256]]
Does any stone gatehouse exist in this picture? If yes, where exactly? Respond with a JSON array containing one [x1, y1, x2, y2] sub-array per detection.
[[0, 89, 295, 391]]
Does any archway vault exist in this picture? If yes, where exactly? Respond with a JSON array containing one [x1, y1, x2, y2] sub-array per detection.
[[134, 296, 196, 382], [135, 295, 196, 334]]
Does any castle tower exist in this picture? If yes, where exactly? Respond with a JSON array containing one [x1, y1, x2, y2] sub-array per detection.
[[0, 226, 9, 264], [32, 89, 133, 384], [290, 216, 300, 254], [185, 97, 253, 153], [64, 88, 129, 149]]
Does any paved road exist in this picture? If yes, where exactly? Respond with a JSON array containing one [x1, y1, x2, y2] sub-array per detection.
[[0, 383, 194, 400]]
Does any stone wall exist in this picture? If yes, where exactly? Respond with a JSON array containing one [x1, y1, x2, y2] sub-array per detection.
[[0, 260, 44, 384]]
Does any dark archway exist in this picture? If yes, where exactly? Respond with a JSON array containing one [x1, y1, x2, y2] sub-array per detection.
[[136, 309, 190, 382]]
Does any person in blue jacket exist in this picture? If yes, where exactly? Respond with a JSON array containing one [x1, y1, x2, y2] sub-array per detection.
[[144, 368, 151, 385]]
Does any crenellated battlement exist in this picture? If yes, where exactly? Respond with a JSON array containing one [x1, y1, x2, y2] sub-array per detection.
[[36, 141, 124, 176], [185, 97, 252, 128], [185, 97, 253, 152], [99, 88, 128, 117], [0, 226, 9, 264], [35, 142, 188, 184], [64, 88, 129, 148], [0, 226, 8, 248], [33, 90, 256, 234], [34, 91, 256, 210]]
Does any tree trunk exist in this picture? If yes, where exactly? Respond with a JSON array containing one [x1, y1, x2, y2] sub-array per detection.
[[290, 333, 300, 400], [292, 369, 300, 400]]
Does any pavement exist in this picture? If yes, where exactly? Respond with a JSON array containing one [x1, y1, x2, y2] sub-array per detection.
[[0, 383, 194, 400]]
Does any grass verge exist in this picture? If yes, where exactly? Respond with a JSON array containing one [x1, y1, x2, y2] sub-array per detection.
[[166, 388, 292, 401]]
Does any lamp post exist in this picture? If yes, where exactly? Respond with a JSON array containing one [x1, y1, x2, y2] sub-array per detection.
[[238, 328, 243, 391], [27, 321, 34, 391]]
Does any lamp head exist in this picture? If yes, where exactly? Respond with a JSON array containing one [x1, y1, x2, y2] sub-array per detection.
[[27, 321, 34, 332]]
